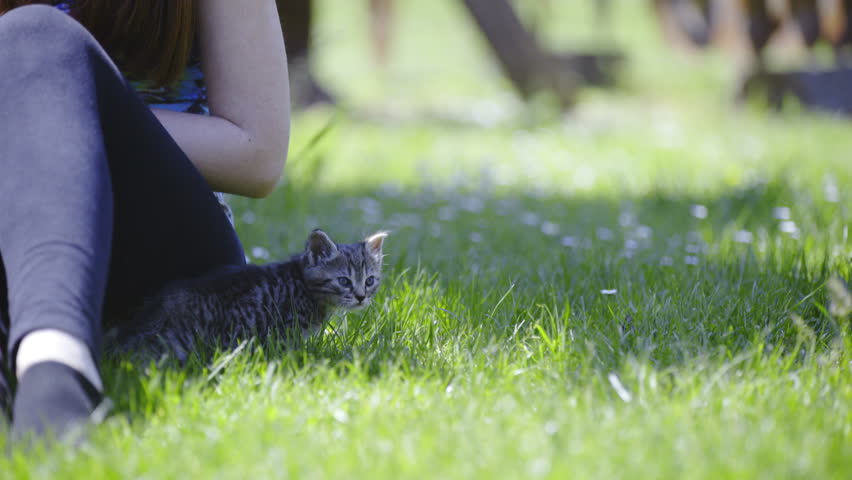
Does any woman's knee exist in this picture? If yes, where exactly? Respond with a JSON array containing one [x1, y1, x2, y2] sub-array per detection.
[[0, 5, 98, 75]]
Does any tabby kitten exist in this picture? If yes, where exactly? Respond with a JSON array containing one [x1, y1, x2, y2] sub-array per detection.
[[115, 229, 387, 361]]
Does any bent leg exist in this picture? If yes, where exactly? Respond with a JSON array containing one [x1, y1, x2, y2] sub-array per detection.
[[0, 5, 245, 356], [0, 257, 10, 417], [0, 5, 112, 437], [0, 5, 244, 435], [0, 5, 113, 365]]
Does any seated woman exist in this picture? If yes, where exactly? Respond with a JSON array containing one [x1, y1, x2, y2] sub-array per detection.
[[0, 0, 290, 439]]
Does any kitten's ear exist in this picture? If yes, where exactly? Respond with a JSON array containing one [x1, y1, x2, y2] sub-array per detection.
[[306, 229, 339, 264], [364, 231, 388, 262]]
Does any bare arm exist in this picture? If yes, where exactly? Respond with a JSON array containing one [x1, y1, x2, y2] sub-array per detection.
[[152, 0, 290, 198]]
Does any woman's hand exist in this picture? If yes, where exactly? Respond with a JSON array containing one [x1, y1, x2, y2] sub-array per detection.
[[152, 0, 290, 198]]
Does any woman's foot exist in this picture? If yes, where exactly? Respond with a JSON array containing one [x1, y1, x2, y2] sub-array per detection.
[[11, 361, 102, 441], [12, 329, 104, 442]]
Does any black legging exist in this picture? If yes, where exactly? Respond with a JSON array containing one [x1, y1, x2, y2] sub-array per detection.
[[0, 6, 245, 399]]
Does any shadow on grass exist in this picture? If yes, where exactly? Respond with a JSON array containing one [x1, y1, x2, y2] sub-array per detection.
[[99, 172, 850, 420]]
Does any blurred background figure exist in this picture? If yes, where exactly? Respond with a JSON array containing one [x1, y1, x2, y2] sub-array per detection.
[[789, 0, 821, 57], [654, 0, 715, 48], [459, 0, 623, 109], [740, 0, 782, 71], [655, 0, 852, 114], [369, 0, 394, 66], [277, 0, 336, 108], [820, 0, 852, 64], [280, 0, 852, 116], [278, 0, 624, 110]]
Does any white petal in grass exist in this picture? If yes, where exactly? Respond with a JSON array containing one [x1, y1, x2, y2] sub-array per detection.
[[660, 256, 674, 266], [496, 197, 520, 211], [685, 244, 701, 254], [618, 211, 636, 227], [461, 196, 485, 213], [528, 458, 551, 477], [521, 211, 539, 226], [495, 173, 513, 188], [596, 227, 614, 241], [470, 232, 483, 243], [780, 220, 798, 234], [561, 236, 578, 247], [690, 204, 708, 219], [430, 223, 442, 237], [601, 289, 618, 295], [332, 408, 349, 423], [773, 206, 791, 220], [655, 118, 683, 149], [824, 176, 839, 203], [686, 231, 703, 244], [241, 210, 257, 225], [378, 182, 402, 198], [543, 420, 558, 436], [828, 276, 852, 317], [624, 239, 639, 250], [358, 197, 382, 216], [685, 255, 700, 265], [477, 165, 498, 191], [635, 225, 653, 240], [541, 221, 559, 236], [251, 246, 270, 260], [667, 235, 682, 249], [734, 230, 753, 244], [573, 166, 596, 189], [743, 135, 765, 159], [438, 206, 456, 222], [470, 99, 511, 127], [607, 373, 632, 402]]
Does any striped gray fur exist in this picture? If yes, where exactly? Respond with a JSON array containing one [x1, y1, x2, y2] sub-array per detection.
[[114, 230, 387, 362]]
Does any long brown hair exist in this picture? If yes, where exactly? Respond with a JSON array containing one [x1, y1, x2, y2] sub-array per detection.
[[0, 0, 196, 86]]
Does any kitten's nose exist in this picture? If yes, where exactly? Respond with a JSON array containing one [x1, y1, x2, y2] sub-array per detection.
[[355, 294, 365, 303]]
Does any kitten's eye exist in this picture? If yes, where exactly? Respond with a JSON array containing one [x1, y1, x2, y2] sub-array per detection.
[[337, 277, 352, 287], [365, 276, 376, 287]]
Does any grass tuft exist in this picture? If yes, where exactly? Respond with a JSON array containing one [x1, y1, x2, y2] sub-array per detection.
[[3, 1, 852, 477]]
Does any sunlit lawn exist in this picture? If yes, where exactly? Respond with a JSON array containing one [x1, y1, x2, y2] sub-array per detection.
[[3, 1, 851, 478]]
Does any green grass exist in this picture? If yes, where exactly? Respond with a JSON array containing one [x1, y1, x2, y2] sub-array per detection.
[[4, 0, 852, 478]]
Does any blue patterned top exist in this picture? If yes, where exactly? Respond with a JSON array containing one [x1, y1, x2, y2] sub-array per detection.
[[126, 62, 209, 115], [56, 1, 209, 115], [55, 2, 233, 223]]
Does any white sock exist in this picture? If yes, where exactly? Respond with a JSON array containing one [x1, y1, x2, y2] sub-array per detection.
[[16, 329, 103, 392]]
